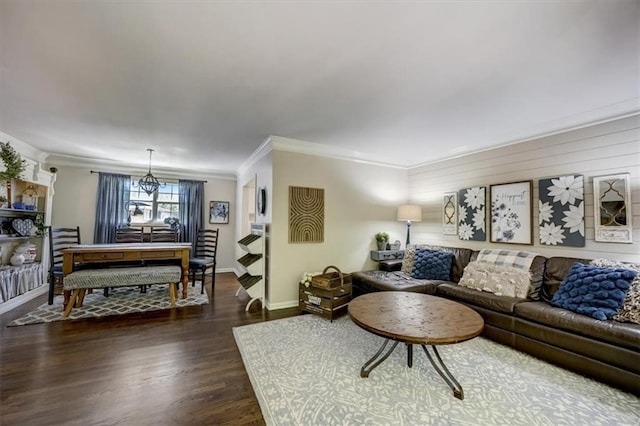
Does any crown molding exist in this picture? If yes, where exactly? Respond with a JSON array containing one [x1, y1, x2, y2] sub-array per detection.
[[0, 132, 50, 164], [408, 109, 640, 170], [236, 136, 274, 177], [46, 153, 237, 181], [269, 135, 407, 169]]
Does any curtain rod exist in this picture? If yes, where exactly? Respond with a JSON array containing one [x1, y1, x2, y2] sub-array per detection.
[[89, 170, 207, 183]]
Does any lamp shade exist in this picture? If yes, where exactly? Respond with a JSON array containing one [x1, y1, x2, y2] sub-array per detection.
[[397, 205, 422, 222]]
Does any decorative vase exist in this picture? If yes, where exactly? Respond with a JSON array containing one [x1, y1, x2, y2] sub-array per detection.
[[377, 241, 388, 251], [10, 253, 25, 266]]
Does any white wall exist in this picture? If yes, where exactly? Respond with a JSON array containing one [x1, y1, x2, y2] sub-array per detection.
[[46, 164, 238, 271], [407, 115, 640, 262], [269, 149, 408, 308]]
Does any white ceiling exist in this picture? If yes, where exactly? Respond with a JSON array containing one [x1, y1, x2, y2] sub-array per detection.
[[1, 1, 638, 175]]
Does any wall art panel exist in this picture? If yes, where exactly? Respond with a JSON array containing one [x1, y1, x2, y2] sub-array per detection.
[[490, 181, 533, 245], [289, 186, 324, 243], [442, 192, 457, 235], [538, 175, 585, 246], [458, 186, 486, 241]]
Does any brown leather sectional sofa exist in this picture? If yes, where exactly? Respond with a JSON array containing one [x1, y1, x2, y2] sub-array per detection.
[[351, 245, 640, 395]]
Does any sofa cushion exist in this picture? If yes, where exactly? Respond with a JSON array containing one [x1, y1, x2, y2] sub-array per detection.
[[591, 259, 640, 325], [515, 301, 640, 351], [542, 256, 592, 302], [402, 245, 473, 283], [551, 263, 637, 321], [411, 249, 453, 280], [401, 245, 418, 274], [436, 283, 524, 314], [458, 261, 530, 298], [351, 270, 441, 294]]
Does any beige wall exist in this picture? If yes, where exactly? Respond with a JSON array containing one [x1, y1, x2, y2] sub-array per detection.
[[407, 115, 640, 262], [47, 165, 238, 271], [268, 150, 408, 308]]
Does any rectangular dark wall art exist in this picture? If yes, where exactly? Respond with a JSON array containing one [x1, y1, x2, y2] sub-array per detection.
[[538, 175, 585, 247], [289, 186, 324, 243], [458, 186, 486, 241]]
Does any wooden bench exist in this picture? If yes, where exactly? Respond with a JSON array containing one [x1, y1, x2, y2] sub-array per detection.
[[62, 265, 183, 317]]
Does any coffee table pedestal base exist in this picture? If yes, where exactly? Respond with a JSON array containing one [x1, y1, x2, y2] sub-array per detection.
[[360, 339, 465, 400]]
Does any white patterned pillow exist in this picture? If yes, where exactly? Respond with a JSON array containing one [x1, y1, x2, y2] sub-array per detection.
[[459, 261, 531, 298], [401, 246, 416, 274], [591, 258, 640, 325]]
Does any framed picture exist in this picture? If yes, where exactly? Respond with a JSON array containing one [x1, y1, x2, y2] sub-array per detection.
[[490, 181, 533, 244], [458, 186, 486, 241], [538, 175, 585, 247], [209, 201, 230, 224], [442, 192, 457, 235], [593, 173, 632, 243]]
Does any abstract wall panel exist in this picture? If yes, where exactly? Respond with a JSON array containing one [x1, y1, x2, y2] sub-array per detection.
[[289, 186, 324, 243]]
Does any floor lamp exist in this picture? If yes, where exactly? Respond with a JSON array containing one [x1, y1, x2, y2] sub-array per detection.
[[397, 205, 422, 246]]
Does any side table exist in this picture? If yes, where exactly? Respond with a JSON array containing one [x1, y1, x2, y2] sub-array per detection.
[[379, 259, 403, 271], [299, 282, 352, 321], [370, 250, 404, 271]]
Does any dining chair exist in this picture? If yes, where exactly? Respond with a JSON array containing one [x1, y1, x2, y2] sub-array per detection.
[[189, 228, 219, 294], [48, 226, 81, 305], [115, 227, 144, 243], [149, 227, 178, 242]]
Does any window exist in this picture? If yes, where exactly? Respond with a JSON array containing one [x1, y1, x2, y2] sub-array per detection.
[[128, 182, 179, 224]]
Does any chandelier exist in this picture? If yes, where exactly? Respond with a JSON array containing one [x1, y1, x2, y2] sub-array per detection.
[[138, 148, 160, 195]]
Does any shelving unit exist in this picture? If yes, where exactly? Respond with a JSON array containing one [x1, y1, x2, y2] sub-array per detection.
[[236, 223, 265, 312], [0, 157, 56, 313]]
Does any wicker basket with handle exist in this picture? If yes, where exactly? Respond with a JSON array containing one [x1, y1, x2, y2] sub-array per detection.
[[311, 265, 352, 289]]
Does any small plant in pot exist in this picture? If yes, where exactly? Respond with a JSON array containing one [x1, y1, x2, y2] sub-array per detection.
[[0, 142, 26, 208], [375, 232, 389, 251]]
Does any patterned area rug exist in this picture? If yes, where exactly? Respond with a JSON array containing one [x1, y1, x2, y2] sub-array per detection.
[[233, 315, 640, 426], [8, 284, 209, 326]]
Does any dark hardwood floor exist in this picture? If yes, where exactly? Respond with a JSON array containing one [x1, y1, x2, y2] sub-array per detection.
[[0, 273, 299, 425]]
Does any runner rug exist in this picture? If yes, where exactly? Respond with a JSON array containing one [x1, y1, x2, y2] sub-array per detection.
[[8, 284, 208, 326], [233, 315, 639, 426]]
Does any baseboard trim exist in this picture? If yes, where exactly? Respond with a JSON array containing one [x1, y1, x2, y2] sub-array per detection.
[[266, 300, 299, 311], [0, 285, 48, 315]]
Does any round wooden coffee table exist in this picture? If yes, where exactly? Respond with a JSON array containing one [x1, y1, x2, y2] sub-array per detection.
[[348, 291, 484, 400]]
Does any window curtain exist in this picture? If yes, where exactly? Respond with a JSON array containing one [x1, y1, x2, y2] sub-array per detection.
[[93, 173, 131, 243], [179, 179, 205, 251]]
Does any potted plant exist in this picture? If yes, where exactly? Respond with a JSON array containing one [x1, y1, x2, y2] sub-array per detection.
[[0, 142, 26, 208], [375, 232, 389, 251]]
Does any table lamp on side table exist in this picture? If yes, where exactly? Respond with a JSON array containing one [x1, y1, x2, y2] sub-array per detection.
[[397, 204, 422, 246]]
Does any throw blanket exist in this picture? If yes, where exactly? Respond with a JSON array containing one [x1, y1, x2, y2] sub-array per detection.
[[476, 249, 537, 270]]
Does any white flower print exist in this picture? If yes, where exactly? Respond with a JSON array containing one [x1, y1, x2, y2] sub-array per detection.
[[547, 175, 583, 206], [472, 207, 485, 232], [562, 202, 584, 236], [540, 222, 566, 245], [458, 204, 467, 224], [458, 223, 474, 240], [464, 187, 485, 210], [538, 200, 553, 225]]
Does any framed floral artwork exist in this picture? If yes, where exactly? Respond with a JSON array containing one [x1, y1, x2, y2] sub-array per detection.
[[538, 175, 585, 246], [458, 186, 486, 241], [490, 181, 533, 244], [209, 201, 230, 224], [442, 192, 457, 235], [593, 173, 632, 243]]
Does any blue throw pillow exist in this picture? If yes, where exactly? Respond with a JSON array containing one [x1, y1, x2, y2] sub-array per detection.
[[551, 263, 637, 321], [411, 249, 453, 281]]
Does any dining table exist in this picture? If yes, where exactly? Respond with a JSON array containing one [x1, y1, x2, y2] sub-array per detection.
[[62, 242, 192, 304]]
